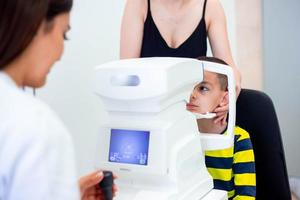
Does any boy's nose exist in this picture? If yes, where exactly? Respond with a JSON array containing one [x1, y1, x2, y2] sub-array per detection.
[[191, 90, 197, 99]]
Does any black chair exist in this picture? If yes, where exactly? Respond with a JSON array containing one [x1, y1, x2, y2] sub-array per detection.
[[236, 89, 291, 200]]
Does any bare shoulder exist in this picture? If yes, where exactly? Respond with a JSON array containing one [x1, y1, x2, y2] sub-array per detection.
[[125, 0, 147, 10], [206, 0, 224, 11], [124, 0, 148, 21], [205, 0, 226, 24]]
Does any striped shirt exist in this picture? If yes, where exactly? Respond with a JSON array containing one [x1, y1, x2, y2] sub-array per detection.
[[205, 127, 256, 200]]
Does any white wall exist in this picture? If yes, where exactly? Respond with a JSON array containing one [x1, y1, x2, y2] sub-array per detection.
[[235, 0, 263, 90], [37, 0, 125, 175], [37, 0, 237, 176], [263, 0, 300, 176]]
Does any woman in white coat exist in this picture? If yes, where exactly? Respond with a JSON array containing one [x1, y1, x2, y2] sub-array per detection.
[[0, 0, 116, 199]]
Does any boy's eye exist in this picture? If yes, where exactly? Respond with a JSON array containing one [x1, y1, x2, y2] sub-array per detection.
[[199, 86, 209, 92]]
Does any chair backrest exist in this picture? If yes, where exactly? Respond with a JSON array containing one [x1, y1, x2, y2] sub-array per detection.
[[236, 89, 291, 200]]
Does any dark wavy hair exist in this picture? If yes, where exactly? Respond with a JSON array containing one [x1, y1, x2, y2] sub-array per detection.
[[0, 0, 73, 69]]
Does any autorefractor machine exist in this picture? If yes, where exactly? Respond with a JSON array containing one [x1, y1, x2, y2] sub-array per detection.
[[93, 57, 236, 200]]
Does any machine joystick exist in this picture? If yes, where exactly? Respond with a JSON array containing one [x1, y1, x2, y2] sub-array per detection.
[[99, 171, 114, 200]]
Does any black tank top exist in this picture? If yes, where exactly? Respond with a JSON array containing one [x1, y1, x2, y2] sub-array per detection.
[[141, 0, 208, 58]]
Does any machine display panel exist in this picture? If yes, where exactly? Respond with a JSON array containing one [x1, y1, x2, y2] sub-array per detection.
[[108, 129, 150, 165]]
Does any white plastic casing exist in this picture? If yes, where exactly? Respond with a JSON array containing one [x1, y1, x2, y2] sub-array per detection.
[[93, 58, 232, 200]]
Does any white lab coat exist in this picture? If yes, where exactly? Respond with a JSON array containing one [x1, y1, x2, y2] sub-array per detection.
[[0, 72, 80, 200]]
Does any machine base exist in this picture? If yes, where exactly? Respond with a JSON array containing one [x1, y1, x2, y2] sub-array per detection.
[[114, 189, 227, 200], [201, 189, 227, 200]]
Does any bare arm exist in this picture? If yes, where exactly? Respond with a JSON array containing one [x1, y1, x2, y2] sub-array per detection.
[[120, 0, 147, 59], [206, 0, 241, 96], [205, 0, 241, 124]]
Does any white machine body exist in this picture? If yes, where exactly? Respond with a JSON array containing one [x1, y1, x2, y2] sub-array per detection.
[[93, 57, 236, 200]]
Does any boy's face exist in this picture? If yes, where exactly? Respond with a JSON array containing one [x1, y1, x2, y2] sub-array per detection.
[[186, 71, 227, 114]]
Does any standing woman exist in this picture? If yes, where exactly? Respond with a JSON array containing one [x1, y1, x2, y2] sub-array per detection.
[[0, 0, 115, 199], [120, 0, 241, 124]]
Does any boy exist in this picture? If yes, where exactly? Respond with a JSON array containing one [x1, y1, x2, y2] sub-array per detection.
[[186, 57, 256, 200]]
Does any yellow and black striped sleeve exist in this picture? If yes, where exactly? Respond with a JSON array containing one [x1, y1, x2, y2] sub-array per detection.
[[232, 127, 256, 200]]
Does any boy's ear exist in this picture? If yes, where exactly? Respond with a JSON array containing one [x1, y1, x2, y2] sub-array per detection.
[[219, 91, 229, 106]]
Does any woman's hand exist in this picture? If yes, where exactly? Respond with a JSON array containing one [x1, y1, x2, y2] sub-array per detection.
[[79, 170, 117, 200]]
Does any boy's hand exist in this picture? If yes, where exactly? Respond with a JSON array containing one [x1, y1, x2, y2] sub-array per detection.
[[213, 102, 228, 125]]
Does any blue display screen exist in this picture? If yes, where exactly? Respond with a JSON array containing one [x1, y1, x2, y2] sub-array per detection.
[[108, 129, 150, 166]]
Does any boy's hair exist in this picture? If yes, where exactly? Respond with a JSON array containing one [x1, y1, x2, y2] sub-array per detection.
[[197, 56, 228, 91]]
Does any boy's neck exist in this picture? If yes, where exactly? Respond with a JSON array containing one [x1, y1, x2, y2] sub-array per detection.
[[197, 119, 227, 134]]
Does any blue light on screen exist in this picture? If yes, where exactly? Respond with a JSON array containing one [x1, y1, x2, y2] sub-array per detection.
[[108, 129, 150, 166]]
